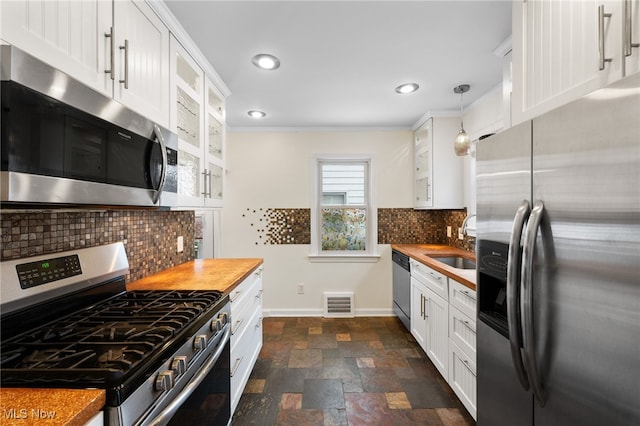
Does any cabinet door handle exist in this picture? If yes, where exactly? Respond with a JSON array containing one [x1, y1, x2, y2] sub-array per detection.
[[419, 294, 424, 318], [119, 39, 129, 89], [104, 27, 114, 80], [201, 170, 208, 196], [599, 5, 613, 70], [625, 0, 640, 56], [426, 177, 430, 201], [423, 295, 429, 319]]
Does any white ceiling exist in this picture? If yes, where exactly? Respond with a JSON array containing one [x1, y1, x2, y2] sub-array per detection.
[[163, 1, 512, 130]]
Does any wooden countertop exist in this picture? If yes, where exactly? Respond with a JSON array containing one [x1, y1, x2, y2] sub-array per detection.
[[0, 388, 105, 425], [126, 258, 264, 292], [391, 244, 476, 291]]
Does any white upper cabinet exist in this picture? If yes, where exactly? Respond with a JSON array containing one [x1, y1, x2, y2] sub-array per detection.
[[0, 0, 170, 128], [625, 0, 640, 75], [413, 117, 464, 210], [170, 36, 226, 208], [0, 0, 113, 96], [112, 0, 169, 127], [512, 0, 639, 125]]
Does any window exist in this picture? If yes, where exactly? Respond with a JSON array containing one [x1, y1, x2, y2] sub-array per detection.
[[310, 156, 378, 261]]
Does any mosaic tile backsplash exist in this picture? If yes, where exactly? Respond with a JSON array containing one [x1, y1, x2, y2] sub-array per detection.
[[242, 208, 311, 245], [1, 210, 195, 282], [241, 207, 474, 252]]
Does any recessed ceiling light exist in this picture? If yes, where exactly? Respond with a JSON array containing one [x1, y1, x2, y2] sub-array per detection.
[[248, 110, 266, 119], [395, 83, 419, 94], [252, 54, 280, 70]]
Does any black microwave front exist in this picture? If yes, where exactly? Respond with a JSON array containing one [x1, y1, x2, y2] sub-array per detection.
[[0, 45, 178, 208]]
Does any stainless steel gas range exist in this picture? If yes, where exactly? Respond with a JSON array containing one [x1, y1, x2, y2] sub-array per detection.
[[0, 242, 231, 425]]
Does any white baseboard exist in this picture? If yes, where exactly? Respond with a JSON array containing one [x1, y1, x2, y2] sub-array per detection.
[[262, 308, 394, 318]]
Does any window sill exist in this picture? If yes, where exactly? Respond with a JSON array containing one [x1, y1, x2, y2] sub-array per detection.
[[308, 254, 381, 263]]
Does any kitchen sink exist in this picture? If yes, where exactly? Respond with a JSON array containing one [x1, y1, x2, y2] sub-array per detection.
[[429, 256, 476, 270]]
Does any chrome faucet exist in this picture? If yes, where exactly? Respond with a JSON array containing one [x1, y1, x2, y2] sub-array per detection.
[[461, 213, 476, 236]]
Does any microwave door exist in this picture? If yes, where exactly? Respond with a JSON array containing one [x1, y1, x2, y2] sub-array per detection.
[[64, 115, 107, 183]]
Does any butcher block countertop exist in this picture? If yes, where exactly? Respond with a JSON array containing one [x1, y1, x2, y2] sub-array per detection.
[[126, 258, 264, 292], [0, 258, 263, 425], [391, 244, 476, 291], [0, 388, 105, 425]]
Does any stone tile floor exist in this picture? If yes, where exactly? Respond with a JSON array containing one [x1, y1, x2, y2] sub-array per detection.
[[231, 316, 475, 425]]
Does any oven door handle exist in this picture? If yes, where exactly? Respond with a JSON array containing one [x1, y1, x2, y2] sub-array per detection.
[[146, 326, 230, 426]]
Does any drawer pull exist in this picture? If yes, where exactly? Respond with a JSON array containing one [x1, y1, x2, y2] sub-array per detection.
[[461, 289, 476, 298], [255, 290, 264, 300], [255, 317, 263, 329], [231, 318, 244, 335], [230, 290, 242, 302], [230, 356, 244, 378], [462, 359, 477, 377], [461, 319, 476, 333]]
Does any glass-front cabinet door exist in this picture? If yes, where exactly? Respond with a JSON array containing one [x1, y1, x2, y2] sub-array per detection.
[[171, 36, 205, 206], [204, 79, 225, 207], [170, 36, 227, 207], [414, 119, 433, 208]]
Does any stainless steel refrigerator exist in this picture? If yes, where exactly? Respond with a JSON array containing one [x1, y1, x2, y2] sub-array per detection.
[[475, 72, 640, 426]]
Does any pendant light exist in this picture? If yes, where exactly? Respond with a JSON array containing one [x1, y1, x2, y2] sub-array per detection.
[[453, 84, 471, 156]]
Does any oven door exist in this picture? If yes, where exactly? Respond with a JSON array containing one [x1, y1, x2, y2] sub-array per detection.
[[167, 338, 230, 426], [136, 327, 231, 426]]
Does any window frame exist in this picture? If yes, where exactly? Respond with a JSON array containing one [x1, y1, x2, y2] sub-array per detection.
[[309, 155, 379, 262]]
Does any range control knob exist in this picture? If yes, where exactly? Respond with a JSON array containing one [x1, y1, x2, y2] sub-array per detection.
[[211, 318, 223, 333], [155, 370, 175, 392], [171, 356, 188, 376], [219, 312, 229, 326], [193, 334, 207, 351]]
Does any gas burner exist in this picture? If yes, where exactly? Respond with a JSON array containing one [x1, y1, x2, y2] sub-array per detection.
[[23, 349, 96, 369], [96, 347, 146, 370]]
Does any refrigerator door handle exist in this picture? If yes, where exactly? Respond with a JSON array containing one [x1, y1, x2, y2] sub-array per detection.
[[521, 200, 546, 406], [507, 200, 531, 391]]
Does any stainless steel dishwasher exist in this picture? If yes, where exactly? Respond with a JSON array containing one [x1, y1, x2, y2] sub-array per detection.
[[392, 250, 411, 330]]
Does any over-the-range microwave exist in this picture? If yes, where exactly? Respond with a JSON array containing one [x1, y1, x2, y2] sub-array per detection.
[[0, 45, 178, 207]]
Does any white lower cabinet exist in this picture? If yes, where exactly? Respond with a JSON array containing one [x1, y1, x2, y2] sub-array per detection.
[[410, 277, 428, 350], [410, 260, 449, 379], [425, 288, 449, 380], [229, 266, 263, 415], [410, 259, 477, 420], [449, 340, 477, 419], [448, 279, 477, 420]]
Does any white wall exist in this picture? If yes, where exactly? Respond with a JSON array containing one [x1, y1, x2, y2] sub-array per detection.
[[221, 130, 413, 316]]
